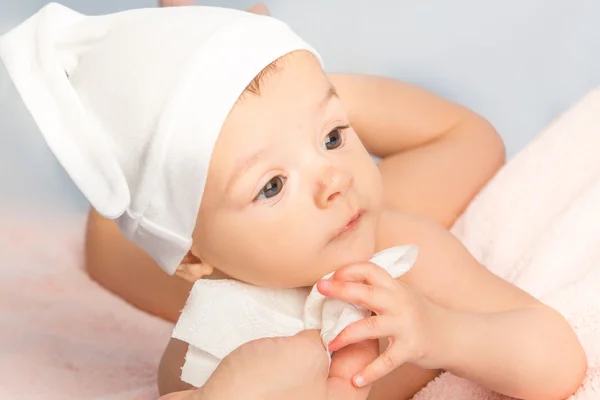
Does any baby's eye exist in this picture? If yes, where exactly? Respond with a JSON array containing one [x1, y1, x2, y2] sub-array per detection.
[[322, 126, 347, 150], [255, 176, 286, 200]]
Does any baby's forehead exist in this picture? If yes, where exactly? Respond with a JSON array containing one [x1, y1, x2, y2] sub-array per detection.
[[240, 51, 327, 101], [233, 56, 332, 120], [207, 52, 333, 174]]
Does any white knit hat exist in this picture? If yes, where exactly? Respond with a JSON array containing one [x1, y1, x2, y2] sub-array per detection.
[[0, 3, 322, 275]]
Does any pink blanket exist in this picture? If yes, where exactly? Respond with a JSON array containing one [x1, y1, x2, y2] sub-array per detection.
[[1, 89, 599, 399], [0, 213, 173, 399], [415, 88, 600, 400]]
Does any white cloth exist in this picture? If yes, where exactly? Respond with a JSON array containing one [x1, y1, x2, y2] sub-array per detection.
[[0, 3, 321, 274], [172, 245, 418, 388]]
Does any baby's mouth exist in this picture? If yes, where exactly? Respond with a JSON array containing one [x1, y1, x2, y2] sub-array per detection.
[[330, 209, 366, 241]]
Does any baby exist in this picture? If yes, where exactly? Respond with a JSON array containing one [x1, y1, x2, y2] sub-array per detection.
[[0, 3, 586, 400]]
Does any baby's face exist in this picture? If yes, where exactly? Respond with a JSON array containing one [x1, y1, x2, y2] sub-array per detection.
[[193, 51, 383, 288]]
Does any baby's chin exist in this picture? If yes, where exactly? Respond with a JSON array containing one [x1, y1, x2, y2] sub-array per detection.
[[236, 250, 375, 289], [325, 212, 379, 257], [297, 239, 378, 287]]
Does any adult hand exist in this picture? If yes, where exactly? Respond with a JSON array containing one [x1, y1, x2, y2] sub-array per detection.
[[327, 338, 379, 400], [158, 330, 328, 400], [158, 330, 379, 400], [318, 262, 441, 387]]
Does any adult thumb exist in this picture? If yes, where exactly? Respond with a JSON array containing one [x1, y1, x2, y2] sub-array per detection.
[[293, 329, 329, 359]]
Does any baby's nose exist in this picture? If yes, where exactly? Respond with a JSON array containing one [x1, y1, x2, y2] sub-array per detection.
[[314, 165, 353, 209]]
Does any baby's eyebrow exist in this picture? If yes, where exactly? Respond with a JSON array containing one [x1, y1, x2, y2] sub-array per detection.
[[318, 85, 339, 111], [226, 85, 339, 193], [227, 148, 265, 193]]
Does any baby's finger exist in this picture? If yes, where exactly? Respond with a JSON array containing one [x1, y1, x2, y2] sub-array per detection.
[[328, 316, 396, 352], [317, 280, 394, 314], [331, 262, 396, 290], [353, 349, 408, 388]]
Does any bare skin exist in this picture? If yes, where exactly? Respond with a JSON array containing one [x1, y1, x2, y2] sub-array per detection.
[[85, 71, 505, 323], [86, 3, 585, 399], [86, 69, 585, 400], [86, 69, 504, 398]]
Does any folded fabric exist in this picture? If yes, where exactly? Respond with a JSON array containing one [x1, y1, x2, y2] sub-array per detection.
[[172, 245, 418, 388]]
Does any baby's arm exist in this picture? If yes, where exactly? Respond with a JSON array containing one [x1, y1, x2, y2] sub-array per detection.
[[375, 211, 587, 399], [329, 74, 505, 228]]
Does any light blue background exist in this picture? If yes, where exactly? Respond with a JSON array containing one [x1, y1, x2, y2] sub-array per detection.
[[2, 1, 600, 212]]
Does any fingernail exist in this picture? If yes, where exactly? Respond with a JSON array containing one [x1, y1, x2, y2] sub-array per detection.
[[318, 279, 331, 290], [353, 375, 365, 387]]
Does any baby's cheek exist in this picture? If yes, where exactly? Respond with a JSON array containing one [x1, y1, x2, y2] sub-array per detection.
[[364, 163, 384, 204], [271, 248, 325, 287]]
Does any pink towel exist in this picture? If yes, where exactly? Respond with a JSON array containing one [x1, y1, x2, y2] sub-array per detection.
[[415, 88, 600, 399], [0, 211, 173, 399], [1, 89, 600, 399]]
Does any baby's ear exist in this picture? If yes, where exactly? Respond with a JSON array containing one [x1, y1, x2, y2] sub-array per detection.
[[175, 251, 214, 282]]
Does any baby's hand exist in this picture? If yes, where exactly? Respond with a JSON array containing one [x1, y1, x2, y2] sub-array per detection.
[[317, 262, 443, 388]]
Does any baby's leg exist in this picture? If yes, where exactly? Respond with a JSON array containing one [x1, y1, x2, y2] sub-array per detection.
[[159, 0, 195, 6], [246, 3, 270, 15], [160, 0, 271, 16]]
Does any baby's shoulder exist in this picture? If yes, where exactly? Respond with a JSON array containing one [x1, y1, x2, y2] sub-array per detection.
[[374, 209, 452, 254]]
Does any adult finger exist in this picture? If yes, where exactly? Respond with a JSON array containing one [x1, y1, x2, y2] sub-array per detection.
[[157, 390, 198, 400], [353, 348, 410, 388]]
